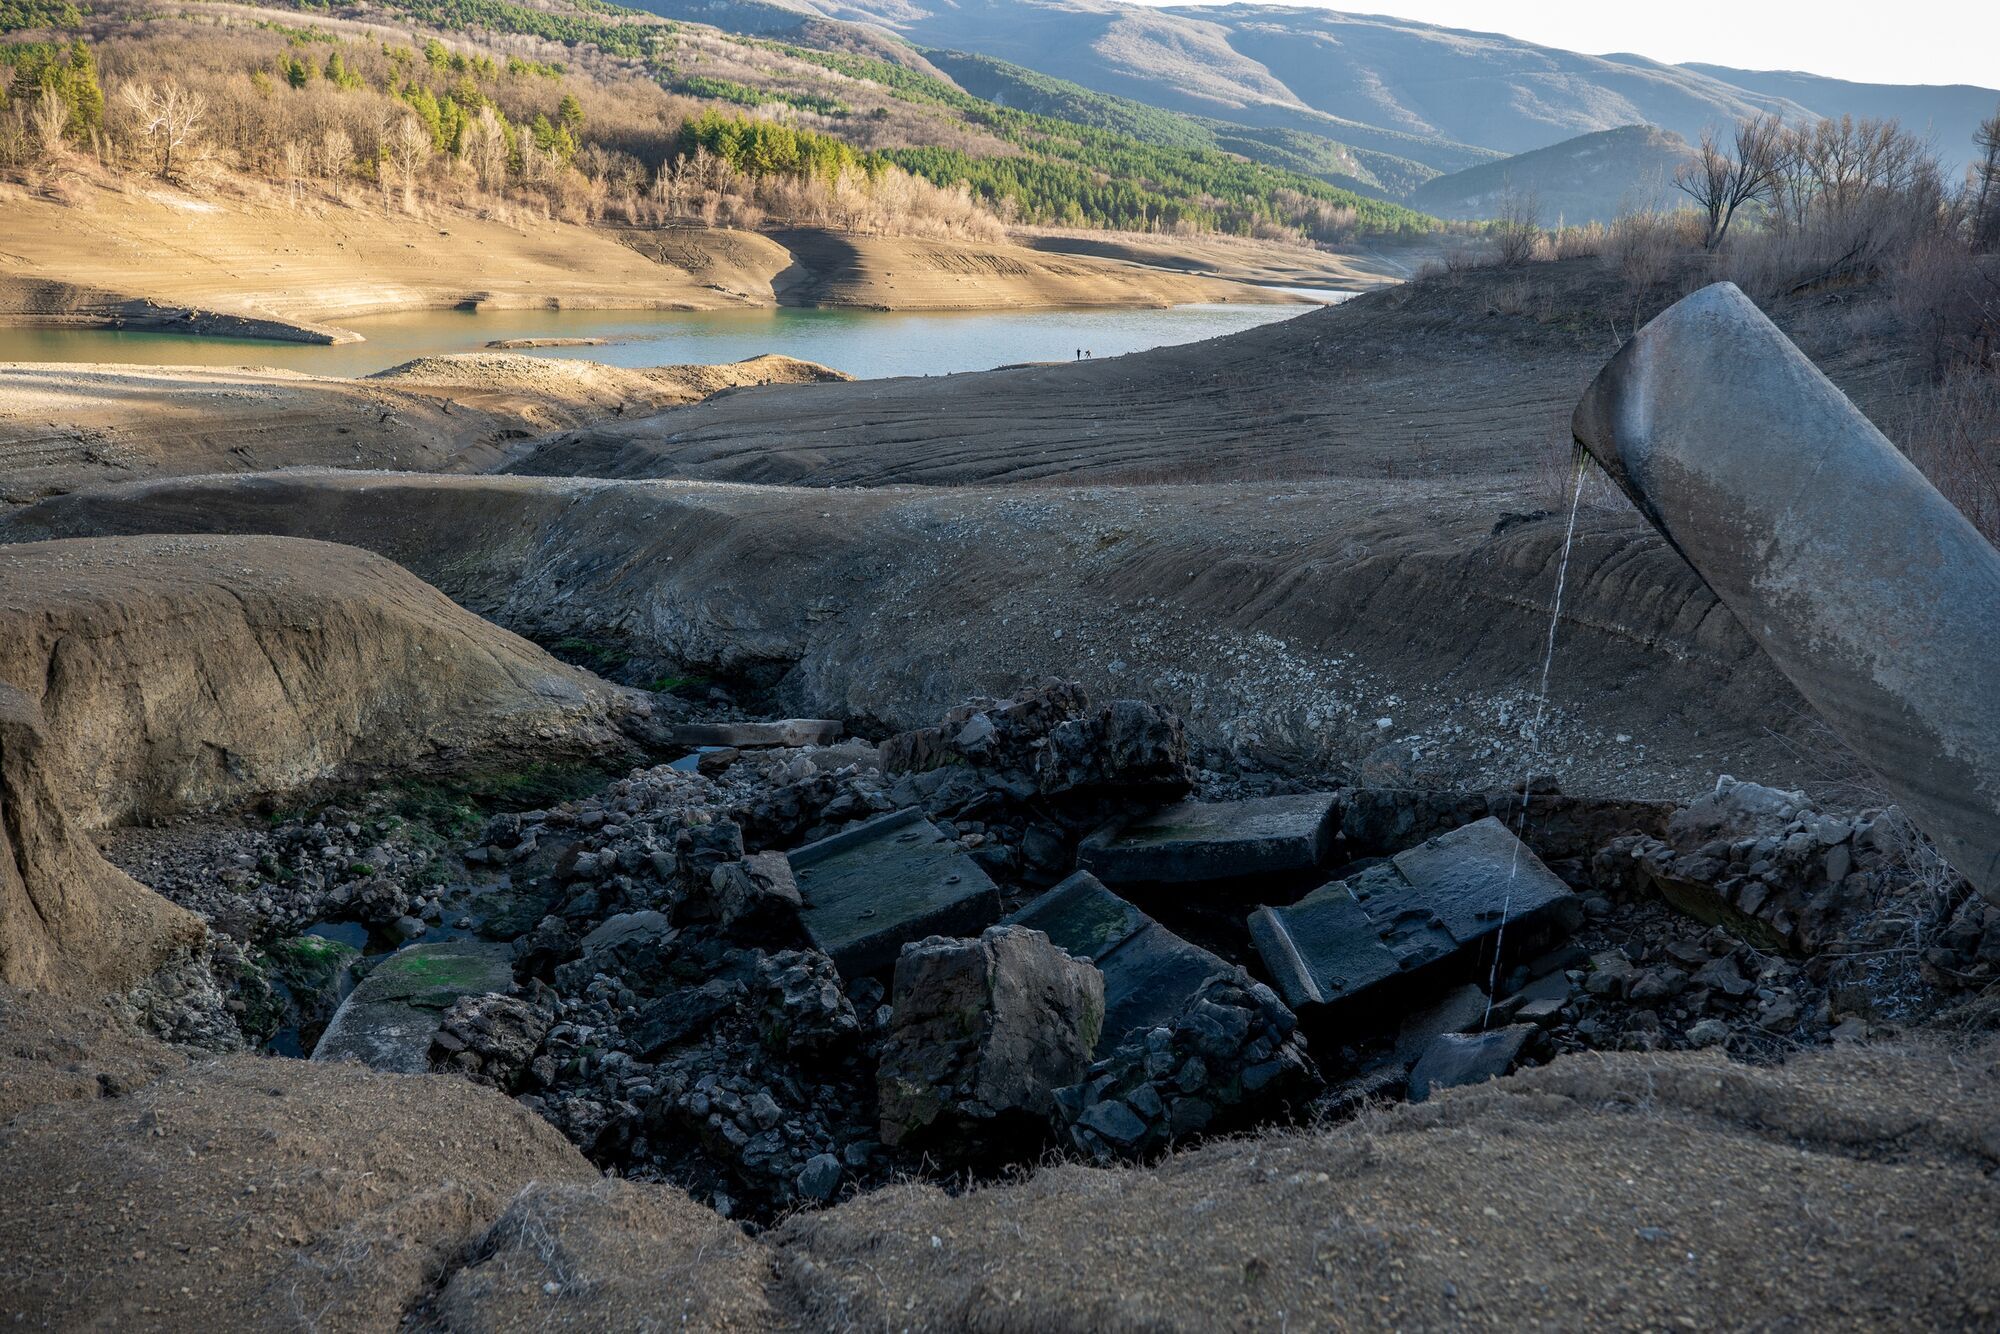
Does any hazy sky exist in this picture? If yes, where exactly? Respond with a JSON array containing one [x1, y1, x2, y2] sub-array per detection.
[[1145, 2, 1999, 88]]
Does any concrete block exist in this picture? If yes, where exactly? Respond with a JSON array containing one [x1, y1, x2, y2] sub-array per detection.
[[1004, 871, 1234, 1052], [789, 808, 1001, 976], [311, 940, 515, 1073], [1250, 818, 1577, 1017], [1077, 792, 1339, 885]]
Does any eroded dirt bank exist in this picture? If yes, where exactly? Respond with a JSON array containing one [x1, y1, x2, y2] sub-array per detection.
[[0, 182, 1296, 345], [0, 467, 1803, 800], [0, 534, 645, 992]]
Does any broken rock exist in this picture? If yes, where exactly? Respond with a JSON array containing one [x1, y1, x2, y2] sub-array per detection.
[[1056, 974, 1318, 1161], [1407, 1025, 1536, 1102], [429, 992, 550, 1092], [876, 926, 1104, 1155]]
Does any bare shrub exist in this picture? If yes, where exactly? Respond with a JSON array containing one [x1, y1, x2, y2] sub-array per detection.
[[1603, 209, 1687, 293], [1537, 433, 1626, 515], [1900, 368, 2000, 543], [1533, 221, 1605, 261], [1493, 188, 1539, 266], [1893, 243, 2000, 374]]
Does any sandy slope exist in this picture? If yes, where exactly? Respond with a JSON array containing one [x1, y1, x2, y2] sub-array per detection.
[[2, 985, 1993, 1328], [0, 181, 1298, 344], [756, 227, 1297, 309], [0, 352, 844, 502]]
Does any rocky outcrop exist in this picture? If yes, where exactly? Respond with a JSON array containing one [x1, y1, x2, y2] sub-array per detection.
[[0, 535, 644, 994]]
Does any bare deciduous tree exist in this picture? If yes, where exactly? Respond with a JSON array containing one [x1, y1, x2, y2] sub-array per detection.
[[29, 86, 70, 158], [386, 112, 432, 211], [1675, 113, 1792, 250], [1974, 103, 2000, 251], [118, 79, 207, 181]]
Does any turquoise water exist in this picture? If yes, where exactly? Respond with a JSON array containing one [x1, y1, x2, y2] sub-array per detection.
[[0, 298, 1343, 381]]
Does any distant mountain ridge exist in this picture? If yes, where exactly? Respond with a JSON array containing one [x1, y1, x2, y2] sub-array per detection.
[[760, 0, 1995, 174]]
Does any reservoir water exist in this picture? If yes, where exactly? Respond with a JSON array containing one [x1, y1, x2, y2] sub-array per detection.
[[0, 297, 1343, 381]]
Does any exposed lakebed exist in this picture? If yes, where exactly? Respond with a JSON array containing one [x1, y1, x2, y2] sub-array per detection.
[[0, 299, 1338, 379]]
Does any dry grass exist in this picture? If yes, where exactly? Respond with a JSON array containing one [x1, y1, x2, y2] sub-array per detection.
[[1899, 367, 2000, 543]]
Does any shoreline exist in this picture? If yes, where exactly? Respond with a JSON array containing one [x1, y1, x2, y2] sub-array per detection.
[[0, 184, 1332, 348]]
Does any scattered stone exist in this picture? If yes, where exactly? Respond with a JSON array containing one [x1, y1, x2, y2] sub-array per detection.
[[877, 926, 1104, 1155], [796, 1153, 842, 1203], [1392, 984, 1490, 1062], [789, 809, 1002, 976], [430, 993, 550, 1091], [1686, 1018, 1732, 1048], [1078, 792, 1339, 886], [1057, 975, 1318, 1161], [879, 681, 1191, 799], [695, 852, 805, 940], [1002, 871, 1233, 1052]]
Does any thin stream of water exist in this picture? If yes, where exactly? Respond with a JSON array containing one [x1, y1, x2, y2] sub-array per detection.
[[1484, 450, 1590, 1026]]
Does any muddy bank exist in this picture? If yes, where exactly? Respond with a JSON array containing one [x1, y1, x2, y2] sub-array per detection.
[[0, 354, 844, 504], [0, 533, 649, 993], [507, 259, 1916, 492]]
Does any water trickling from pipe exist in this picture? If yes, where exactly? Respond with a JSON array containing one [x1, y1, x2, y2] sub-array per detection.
[[1484, 450, 1589, 1027]]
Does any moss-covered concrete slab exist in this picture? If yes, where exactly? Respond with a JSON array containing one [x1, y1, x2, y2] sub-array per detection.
[[310, 940, 516, 1073]]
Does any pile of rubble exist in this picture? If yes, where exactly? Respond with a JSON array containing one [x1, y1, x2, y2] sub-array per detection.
[[119, 680, 1985, 1221]]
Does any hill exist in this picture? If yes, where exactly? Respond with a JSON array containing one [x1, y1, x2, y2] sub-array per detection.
[[772, 0, 1997, 174], [0, 0, 1438, 267], [1409, 125, 1692, 225], [1681, 62, 2000, 171]]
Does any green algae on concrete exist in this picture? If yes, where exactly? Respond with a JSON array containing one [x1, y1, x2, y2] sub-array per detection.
[[310, 940, 515, 1073]]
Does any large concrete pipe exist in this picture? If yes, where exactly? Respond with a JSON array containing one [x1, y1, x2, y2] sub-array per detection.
[[1572, 281, 2000, 901]]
